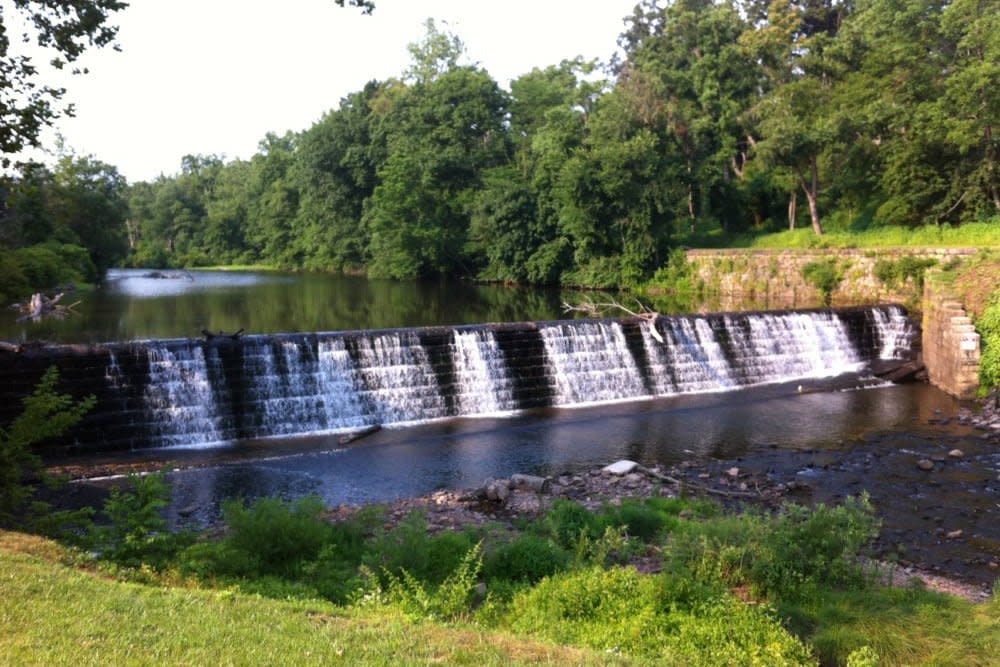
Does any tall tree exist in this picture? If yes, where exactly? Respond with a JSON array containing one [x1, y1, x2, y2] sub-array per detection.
[[0, 0, 127, 165]]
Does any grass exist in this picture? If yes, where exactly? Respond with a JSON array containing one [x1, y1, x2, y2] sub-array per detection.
[[4, 492, 999, 666], [0, 531, 629, 667], [687, 219, 1000, 250], [782, 585, 1000, 666]]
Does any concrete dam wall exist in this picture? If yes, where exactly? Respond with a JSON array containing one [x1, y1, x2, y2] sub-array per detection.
[[0, 306, 916, 454]]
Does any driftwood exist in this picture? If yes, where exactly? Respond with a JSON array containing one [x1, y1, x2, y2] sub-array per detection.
[[636, 464, 763, 500], [13, 292, 82, 323], [338, 424, 382, 445], [562, 297, 664, 343], [200, 328, 245, 340]]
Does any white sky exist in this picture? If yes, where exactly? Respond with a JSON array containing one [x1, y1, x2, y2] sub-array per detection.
[[19, 0, 637, 182]]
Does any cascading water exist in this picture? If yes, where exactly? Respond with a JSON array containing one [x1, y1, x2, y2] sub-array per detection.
[[349, 332, 450, 424], [539, 321, 648, 405], [144, 344, 226, 447], [76, 305, 916, 450], [451, 330, 518, 415], [870, 306, 915, 359]]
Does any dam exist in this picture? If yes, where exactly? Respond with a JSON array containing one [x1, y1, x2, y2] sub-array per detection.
[[0, 305, 915, 453]]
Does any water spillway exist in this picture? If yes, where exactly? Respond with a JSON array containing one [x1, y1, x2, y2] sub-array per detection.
[[0, 305, 916, 453]]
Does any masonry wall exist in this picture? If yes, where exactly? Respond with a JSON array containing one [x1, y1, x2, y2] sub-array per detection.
[[923, 279, 982, 399], [685, 248, 982, 398], [686, 247, 978, 311]]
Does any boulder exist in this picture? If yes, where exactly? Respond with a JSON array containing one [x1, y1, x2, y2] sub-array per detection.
[[602, 460, 640, 476]]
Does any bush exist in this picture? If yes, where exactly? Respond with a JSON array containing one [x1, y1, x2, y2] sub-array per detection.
[[602, 498, 677, 542], [874, 256, 937, 290], [354, 543, 483, 622], [92, 472, 193, 568], [977, 290, 1000, 391], [0, 367, 94, 524], [802, 259, 843, 306], [537, 499, 607, 550], [221, 495, 334, 577], [483, 534, 570, 585], [752, 496, 879, 601], [507, 566, 815, 664], [363, 512, 478, 586]]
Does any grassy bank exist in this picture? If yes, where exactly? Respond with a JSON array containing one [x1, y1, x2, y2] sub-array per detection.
[[3, 486, 999, 666], [0, 531, 624, 667], [685, 219, 1000, 251]]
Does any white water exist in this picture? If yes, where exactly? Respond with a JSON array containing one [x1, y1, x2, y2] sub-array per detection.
[[452, 330, 519, 415], [540, 322, 649, 405], [144, 345, 226, 447], [132, 307, 916, 448]]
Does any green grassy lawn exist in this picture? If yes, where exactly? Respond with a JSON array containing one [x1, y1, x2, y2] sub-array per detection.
[[0, 531, 629, 667], [688, 219, 1000, 250]]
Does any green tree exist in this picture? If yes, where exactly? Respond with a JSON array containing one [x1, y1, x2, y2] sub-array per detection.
[[366, 65, 508, 278], [0, 0, 127, 166]]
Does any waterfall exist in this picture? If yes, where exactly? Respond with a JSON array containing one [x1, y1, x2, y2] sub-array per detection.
[[350, 332, 449, 424], [539, 321, 649, 405], [84, 305, 917, 450], [871, 305, 915, 360], [451, 330, 518, 415], [144, 344, 226, 447]]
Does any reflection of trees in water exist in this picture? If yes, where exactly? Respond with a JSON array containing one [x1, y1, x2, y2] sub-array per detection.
[[0, 270, 849, 343]]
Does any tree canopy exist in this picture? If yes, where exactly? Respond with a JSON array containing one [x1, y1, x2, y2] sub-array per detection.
[[10, 1, 997, 291]]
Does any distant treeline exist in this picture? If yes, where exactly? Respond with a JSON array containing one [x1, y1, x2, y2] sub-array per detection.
[[5, 0, 999, 293]]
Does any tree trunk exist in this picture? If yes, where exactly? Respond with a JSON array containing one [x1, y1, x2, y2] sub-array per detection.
[[787, 191, 797, 230], [797, 160, 823, 235]]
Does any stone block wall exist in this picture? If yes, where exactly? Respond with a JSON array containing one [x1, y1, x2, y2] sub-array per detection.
[[686, 248, 978, 311], [922, 278, 981, 399]]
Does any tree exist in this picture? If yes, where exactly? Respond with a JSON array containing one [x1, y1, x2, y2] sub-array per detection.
[[0, 0, 128, 166]]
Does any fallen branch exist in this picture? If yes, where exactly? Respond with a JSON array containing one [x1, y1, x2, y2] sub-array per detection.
[[338, 424, 382, 445], [637, 464, 762, 499], [13, 292, 81, 323], [562, 297, 664, 342]]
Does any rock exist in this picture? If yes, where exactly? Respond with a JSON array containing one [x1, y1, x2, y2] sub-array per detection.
[[603, 460, 639, 476], [946, 529, 964, 540], [698, 473, 711, 479], [510, 473, 551, 494], [494, 483, 510, 502], [948, 449, 964, 459], [917, 459, 935, 471], [989, 561, 999, 571], [725, 467, 740, 478], [624, 472, 644, 486]]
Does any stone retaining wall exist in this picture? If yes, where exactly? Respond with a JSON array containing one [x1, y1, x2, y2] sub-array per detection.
[[923, 278, 981, 399], [686, 247, 978, 311]]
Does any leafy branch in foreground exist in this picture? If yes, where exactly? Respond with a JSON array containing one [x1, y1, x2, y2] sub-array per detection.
[[0, 366, 94, 524]]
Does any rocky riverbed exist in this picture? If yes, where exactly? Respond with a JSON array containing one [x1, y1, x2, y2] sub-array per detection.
[[323, 455, 996, 603]]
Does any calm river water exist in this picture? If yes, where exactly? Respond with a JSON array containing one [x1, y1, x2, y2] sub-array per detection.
[[1, 268, 576, 343]]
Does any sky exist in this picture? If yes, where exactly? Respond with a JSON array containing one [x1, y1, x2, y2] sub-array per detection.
[[18, 0, 639, 183]]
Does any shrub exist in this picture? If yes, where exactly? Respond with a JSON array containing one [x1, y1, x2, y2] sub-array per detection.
[[752, 496, 879, 601], [354, 543, 483, 622], [0, 367, 94, 524], [802, 259, 843, 305], [221, 495, 334, 577], [507, 566, 816, 664], [874, 256, 937, 290], [92, 472, 193, 568], [601, 498, 676, 542], [537, 499, 607, 550], [977, 289, 1000, 391], [362, 512, 477, 586], [483, 534, 569, 584]]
